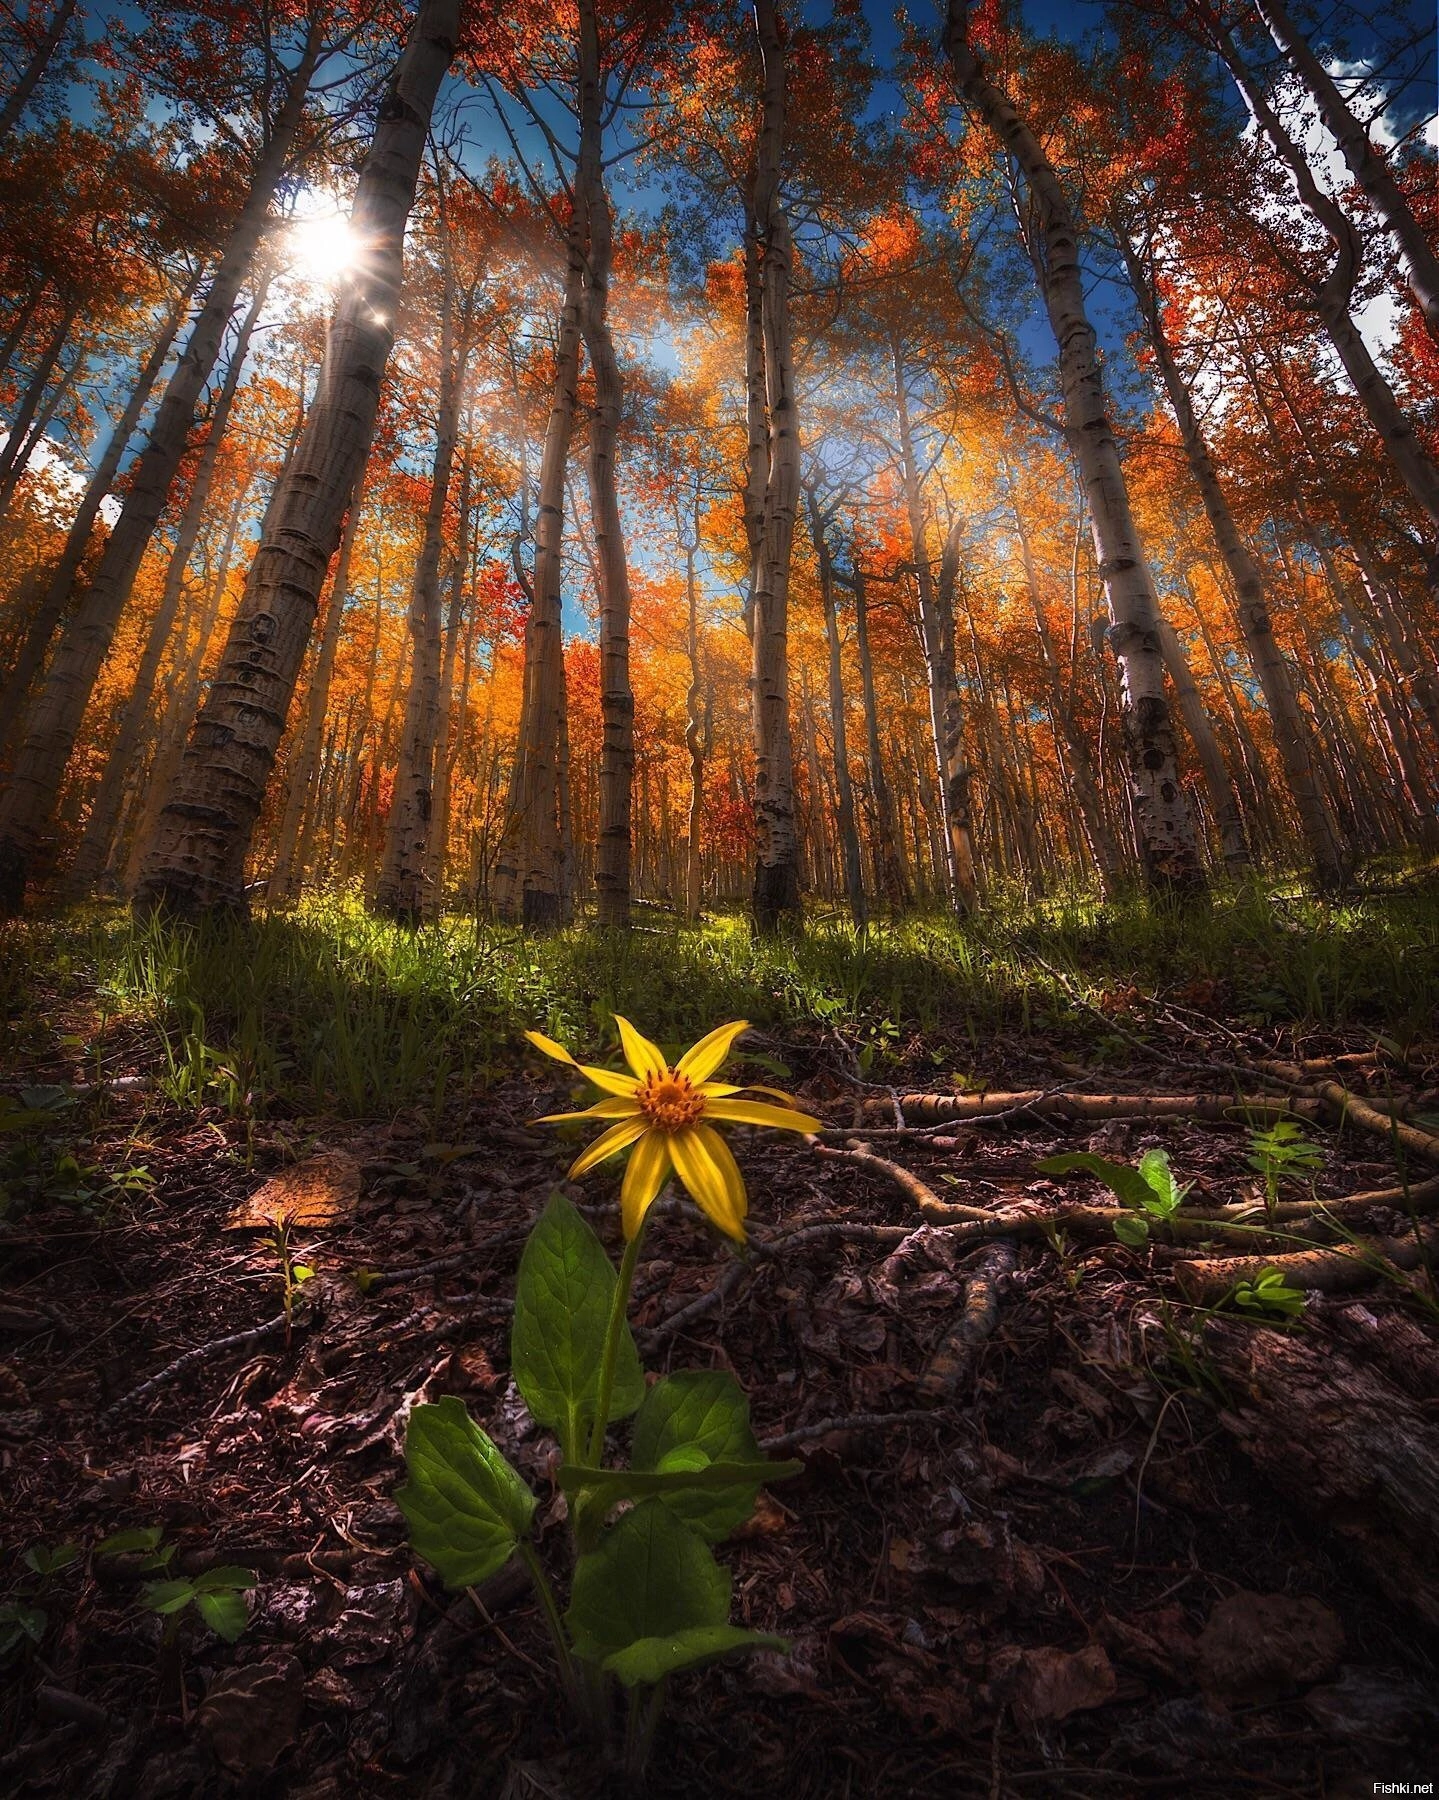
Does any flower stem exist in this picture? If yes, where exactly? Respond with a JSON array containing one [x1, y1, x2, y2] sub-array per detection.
[[518, 1542, 578, 1709], [586, 1218, 648, 1467]]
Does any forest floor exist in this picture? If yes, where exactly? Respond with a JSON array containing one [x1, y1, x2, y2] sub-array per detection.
[[3, 881, 1439, 1798]]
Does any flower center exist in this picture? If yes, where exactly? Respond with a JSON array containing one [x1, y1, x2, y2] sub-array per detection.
[[636, 1070, 706, 1132]]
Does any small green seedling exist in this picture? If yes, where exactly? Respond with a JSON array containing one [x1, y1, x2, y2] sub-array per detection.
[[1037, 1148, 1192, 1248], [1246, 1119, 1325, 1218], [0, 1541, 82, 1660], [96, 1527, 256, 1643], [138, 1567, 257, 1645], [264, 1214, 314, 1341], [1228, 1267, 1306, 1322]]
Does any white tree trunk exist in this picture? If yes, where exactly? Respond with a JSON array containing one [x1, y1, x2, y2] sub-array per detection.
[[1252, 0, 1439, 342], [0, 25, 324, 913], [133, 0, 460, 915], [748, 0, 802, 932], [944, 0, 1204, 893]]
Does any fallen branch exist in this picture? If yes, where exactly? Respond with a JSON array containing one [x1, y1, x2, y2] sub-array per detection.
[[1259, 1062, 1439, 1166], [919, 1239, 1018, 1400], [1174, 1223, 1439, 1305], [1203, 1319, 1439, 1627], [101, 1312, 290, 1419], [861, 1090, 1322, 1127], [809, 1137, 994, 1220], [760, 1406, 947, 1454]]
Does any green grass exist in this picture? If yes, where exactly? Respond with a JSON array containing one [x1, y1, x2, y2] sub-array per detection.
[[2, 876, 1436, 1122]]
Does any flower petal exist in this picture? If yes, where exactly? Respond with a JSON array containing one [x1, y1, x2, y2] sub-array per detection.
[[569, 1116, 649, 1180], [702, 1098, 823, 1134], [675, 1019, 750, 1085], [536, 1096, 642, 1124], [614, 1016, 668, 1081], [573, 1062, 641, 1097], [620, 1132, 671, 1239], [525, 1029, 638, 1096], [669, 1122, 747, 1241]]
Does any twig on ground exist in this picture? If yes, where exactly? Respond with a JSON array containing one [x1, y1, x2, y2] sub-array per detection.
[[810, 1136, 994, 1219], [1259, 1061, 1439, 1166], [1173, 1224, 1439, 1305], [102, 1312, 290, 1419], [859, 1091, 1324, 1126], [760, 1406, 948, 1453], [919, 1238, 1018, 1400]]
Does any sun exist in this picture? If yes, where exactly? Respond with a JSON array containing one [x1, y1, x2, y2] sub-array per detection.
[[283, 203, 362, 290]]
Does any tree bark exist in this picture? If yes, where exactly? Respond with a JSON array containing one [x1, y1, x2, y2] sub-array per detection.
[[0, 274, 198, 765], [682, 529, 711, 922], [132, 0, 459, 916], [1120, 232, 1342, 881], [267, 468, 369, 904], [64, 281, 268, 897], [1208, 16, 1439, 559], [1252, 0, 1439, 344], [491, 216, 585, 930], [1009, 488, 1124, 893], [748, 0, 802, 933], [1154, 615, 1249, 875], [944, 0, 1204, 894], [0, 300, 77, 497], [577, 0, 635, 931], [0, 24, 325, 913], [842, 560, 910, 909], [805, 485, 866, 925], [374, 217, 464, 923], [0, 0, 78, 145]]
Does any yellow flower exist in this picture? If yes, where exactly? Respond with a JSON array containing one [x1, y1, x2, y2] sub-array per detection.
[[525, 1017, 821, 1242]]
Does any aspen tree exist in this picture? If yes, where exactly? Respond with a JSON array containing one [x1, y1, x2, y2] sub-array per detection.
[[134, 0, 461, 915], [943, 0, 1204, 892]]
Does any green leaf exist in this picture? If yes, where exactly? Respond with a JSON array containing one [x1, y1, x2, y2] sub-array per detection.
[[141, 1578, 196, 1615], [1037, 1152, 1154, 1212], [0, 1603, 47, 1657], [630, 1369, 774, 1541], [566, 1499, 730, 1665], [1137, 1150, 1189, 1217], [95, 1526, 166, 1557], [1112, 1214, 1150, 1248], [23, 1541, 82, 1575], [603, 1624, 789, 1688], [396, 1396, 536, 1588], [195, 1590, 250, 1643], [510, 1192, 643, 1458], [192, 1565, 258, 1593]]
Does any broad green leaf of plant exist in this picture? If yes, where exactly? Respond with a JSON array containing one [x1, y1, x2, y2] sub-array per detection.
[[397, 1396, 536, 1588], [1232, 1268, 1304, 1321], [511, 1193, 643, 1458], [1036, 1152, 1154, 1212], [141, 1578, 197, 1616], [95, 1527, 166, 1557], [630, 1369, 775, 1542], [195, 1590, 251, 1642], [603, 1624, 789, 1688], [0, 1602, 47, 1658], [1136, 1150, 1189, 1216], [1112, 1213, 1150, 1248], [23, 1542, 81, 1576], [566, 1499, 730, 1666]]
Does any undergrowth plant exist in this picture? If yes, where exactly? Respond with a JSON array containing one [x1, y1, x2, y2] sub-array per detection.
[[1038, 1147, 1191, 1247], [1246, 1118, 1325, 1219], [397, 1019, 819, 1778]]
